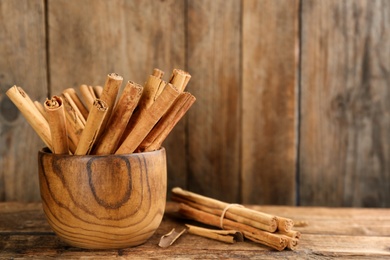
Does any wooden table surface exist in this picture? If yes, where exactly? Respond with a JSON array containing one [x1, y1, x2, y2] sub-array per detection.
[[1, 202, 389, 259]]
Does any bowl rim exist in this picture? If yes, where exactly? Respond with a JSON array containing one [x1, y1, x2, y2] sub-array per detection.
[[39, 146, 165, 158]]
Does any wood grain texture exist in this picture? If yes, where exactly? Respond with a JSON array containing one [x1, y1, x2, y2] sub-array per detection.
[[241, 0, 299, 205], [0, 0, 47, 202], [38, 148, 167, 249], [299, 0, 390, 207], [48, 0, 187, 195], [186, 0, 242, 202], [1, 202, 390, 258]]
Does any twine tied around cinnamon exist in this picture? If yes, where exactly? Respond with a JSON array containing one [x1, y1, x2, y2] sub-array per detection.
[[219, 203, 244, 229]]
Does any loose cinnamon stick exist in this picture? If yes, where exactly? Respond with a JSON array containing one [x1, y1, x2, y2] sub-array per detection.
[[74, 99, 108, 155], [44, 96, 69, 154], [93, 81, 143, 155], [185, 224, 243, 244], [115, 83, 179, 154], [6, 86, 52, 150], [80, 84, 95, 111], [62, 88, 89, 120], [158, 228, 186, 248], [139, 92, 196, 152], [179, 203, 287, 251]]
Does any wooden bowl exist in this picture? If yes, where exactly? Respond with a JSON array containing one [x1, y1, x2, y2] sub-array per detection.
[[37, 147, 167, 249]]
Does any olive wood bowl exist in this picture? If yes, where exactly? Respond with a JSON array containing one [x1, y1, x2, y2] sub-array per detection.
[[38, 147, 167, 249]]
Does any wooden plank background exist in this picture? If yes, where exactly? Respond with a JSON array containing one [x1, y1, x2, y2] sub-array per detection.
[[0, 0, 389, 207]]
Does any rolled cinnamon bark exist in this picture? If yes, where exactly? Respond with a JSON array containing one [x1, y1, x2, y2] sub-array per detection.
[[169, 69, 191, 92], [94, 81, 143, 155], [79, 84, 95, 111], [115, 83, 179, 154], [44, 96, 69, 154], [139, 75, 163, 110], [61, 94, 85, 147], [62, 88, 88, 120], [96, 73, 123, 139], [152, 68, 164, 79], [74, 99, 108, 155], [62, 92, 86, 125], [34, 101, 47, 120], [139, 92, 196, 152], [93, 85, 103, 98], [6, 86, 52, 150]]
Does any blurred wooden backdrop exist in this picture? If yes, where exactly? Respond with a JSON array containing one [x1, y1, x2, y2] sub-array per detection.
[[0, 0, 389, 207]]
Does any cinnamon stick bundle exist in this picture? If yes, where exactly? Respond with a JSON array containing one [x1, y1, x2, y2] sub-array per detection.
[[172, 187, 278, 231], [179, 203, 287, 251], [6, 86, 52, 150], [172, 187, 300, 251], [44, 96, 69, 154], [7, 67, 195, 156]]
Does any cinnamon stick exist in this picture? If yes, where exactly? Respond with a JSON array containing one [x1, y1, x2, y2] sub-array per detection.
[[62, 92, 86, 125], [276, 217, 294, 233], [34, 101, 47, 120], [62, 88, 88, 120], [61, 94, 85, 148], [74, 99, 108, 155], [94, 81, 143, 155], [79, 84, 95, 111], [96, 73, 123, 139], [115, 83, 179, 154], [139, 92, 196, 152], [152, 68, 164, 79], [185, 224, 243, 244], [93, 85, 103, 98], [44, 96, 69, 154], [169, 69, 191, 92], [6, 86, 52, 150], [139, 75, 163, 110]]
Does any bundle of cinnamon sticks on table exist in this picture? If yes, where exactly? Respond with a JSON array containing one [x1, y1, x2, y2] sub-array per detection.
[[172, 187, 301, 251], [6, 68, 195, 155]]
